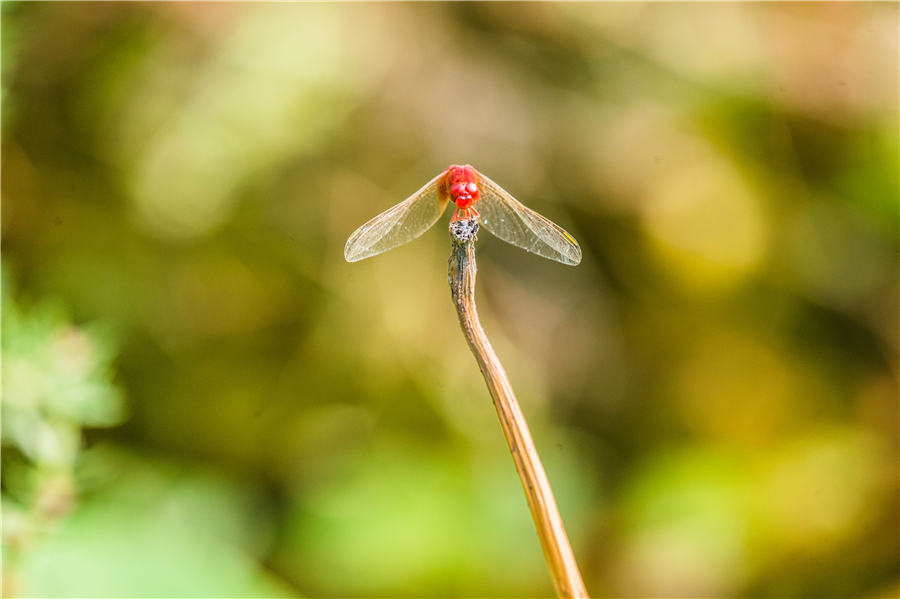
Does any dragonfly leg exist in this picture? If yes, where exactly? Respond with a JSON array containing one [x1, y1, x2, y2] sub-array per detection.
[[450, 206, 480, 226], [449, 208, 462, 224]]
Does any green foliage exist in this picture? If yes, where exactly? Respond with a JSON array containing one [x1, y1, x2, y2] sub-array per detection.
[[1, 271, 126, 594], [14, 448, 293, 598], [2, 281, 124, 467], [1, 274, 294, 597]]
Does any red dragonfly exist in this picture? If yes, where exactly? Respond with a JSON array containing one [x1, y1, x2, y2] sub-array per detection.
[[344, 165, 581, 265]]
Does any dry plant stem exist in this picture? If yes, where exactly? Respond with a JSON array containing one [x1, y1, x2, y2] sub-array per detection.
[[448, 237, 589, 599]]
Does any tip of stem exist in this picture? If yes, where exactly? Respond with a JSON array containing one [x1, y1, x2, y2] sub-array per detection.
[[449, 219, 479, 243]]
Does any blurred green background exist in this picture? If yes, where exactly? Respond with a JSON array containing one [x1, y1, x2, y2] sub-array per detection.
[[2, 2, 898, 598]]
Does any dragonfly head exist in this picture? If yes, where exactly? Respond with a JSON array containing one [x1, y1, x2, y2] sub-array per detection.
[[446, 165, 480, 209]]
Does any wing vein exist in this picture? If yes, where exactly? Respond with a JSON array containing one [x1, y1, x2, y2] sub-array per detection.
[[344, 172, 449, 262], [476, 172, 581, 266]]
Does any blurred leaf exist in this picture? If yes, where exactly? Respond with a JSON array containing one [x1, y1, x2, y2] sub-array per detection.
[[15, 451, 295, 598], [2, 277, 125, 466]]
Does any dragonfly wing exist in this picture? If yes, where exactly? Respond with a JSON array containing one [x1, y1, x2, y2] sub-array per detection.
[[344, 172, 449, 262], [476, 172, 582, 266]]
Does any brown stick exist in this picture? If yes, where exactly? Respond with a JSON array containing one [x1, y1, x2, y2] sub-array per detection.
[[448, 233, 589, 599]]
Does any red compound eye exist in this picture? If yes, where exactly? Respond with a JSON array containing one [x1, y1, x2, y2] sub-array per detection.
[[465, 182, 478, 194], [450, 182, 467, 196]]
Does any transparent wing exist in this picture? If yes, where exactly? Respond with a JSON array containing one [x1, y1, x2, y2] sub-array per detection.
[[476, 172, 582, 266], [344, 172, 449, 262]]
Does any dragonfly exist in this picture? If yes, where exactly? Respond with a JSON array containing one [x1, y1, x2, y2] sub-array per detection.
[[344, 165, 581, 265]]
